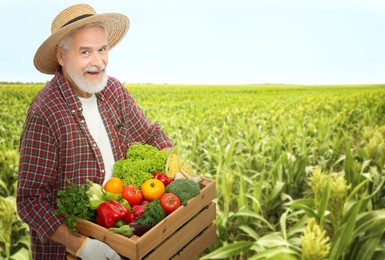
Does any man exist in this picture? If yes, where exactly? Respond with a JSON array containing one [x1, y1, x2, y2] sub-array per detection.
[[16, 4, 172, 259]]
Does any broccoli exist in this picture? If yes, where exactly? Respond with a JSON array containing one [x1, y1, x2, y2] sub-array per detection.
[[113, 144, 168, 187], [165, 179, 200, 205]]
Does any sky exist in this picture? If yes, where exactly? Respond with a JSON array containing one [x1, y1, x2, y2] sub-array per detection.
[[1, 0, 385, 85]]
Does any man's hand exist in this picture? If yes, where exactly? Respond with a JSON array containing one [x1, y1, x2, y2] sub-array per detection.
[[76, 237, 121, 260]]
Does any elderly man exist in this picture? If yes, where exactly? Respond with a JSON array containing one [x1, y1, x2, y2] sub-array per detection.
[[17, 4, 172, 259]]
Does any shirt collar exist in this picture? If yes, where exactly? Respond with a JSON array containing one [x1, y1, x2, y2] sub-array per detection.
[[53, 68, 108, 112]]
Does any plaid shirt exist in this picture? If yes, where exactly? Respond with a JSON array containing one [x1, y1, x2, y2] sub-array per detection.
[[16, 70, 172, 259]]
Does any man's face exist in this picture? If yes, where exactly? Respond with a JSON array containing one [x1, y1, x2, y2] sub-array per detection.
[[58, 26, 109, 97]]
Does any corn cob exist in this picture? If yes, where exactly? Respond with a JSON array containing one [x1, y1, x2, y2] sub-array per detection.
[[166, 149, 180, 178], [180, 162, 191, 178]]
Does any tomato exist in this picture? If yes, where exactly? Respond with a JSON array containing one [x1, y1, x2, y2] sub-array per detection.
[[103, 177, 124, 194], [121, 184, 143, 206], [141, 179, 165, 201], [160, 193, 181, 215]]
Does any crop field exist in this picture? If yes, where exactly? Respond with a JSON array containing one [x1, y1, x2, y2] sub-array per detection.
[[1, 83, 385, 259]]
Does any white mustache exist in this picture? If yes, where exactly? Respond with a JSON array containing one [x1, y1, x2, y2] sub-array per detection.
[[84, 65, 106, 73]]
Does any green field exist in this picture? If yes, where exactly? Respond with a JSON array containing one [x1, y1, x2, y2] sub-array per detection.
[[1, 83, 385, 259]]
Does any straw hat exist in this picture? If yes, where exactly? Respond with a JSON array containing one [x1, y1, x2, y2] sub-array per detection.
[[33, 4, 129, 74]]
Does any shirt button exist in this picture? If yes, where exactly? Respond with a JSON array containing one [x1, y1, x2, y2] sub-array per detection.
[[81, 120, 85, 124], [71, 110, 75, 114], [101, 170, 105, 174], [93, 143, 97, 147]]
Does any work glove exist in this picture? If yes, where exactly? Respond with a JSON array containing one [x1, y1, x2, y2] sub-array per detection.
[[76, 237, 121, 260]]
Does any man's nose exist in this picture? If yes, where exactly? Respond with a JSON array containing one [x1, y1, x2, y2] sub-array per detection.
[[90, 52, 105, 68]]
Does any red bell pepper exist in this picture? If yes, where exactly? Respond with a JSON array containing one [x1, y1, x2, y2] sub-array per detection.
[[96, 200, 129, 228], [153, 172, 174, 187]]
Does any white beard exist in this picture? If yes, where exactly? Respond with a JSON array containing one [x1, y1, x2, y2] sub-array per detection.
[[67, 64, 108, 94]]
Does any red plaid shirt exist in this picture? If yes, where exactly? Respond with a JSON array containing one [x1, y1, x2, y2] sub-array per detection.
[[16, 70, 172, 259]]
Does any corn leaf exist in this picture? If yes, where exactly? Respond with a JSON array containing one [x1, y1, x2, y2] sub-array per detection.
[[249, 246, 300, 260], [343, 143, 354, 185], [199, 241, 253, 259], [255, 232, 290, 248], [329, 200, 362, 259], [353, 210, 385, 238], [233, 210, 275, 231], [239, 225, 260, 240], [287, 198, 317, 219], [317, 174, 330, 225], [349, 235, 381, 260]]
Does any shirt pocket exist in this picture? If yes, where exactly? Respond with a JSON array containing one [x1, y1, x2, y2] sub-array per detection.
[[115, 120, 135, 147]]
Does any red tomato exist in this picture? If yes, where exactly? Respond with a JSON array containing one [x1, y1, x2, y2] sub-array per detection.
[[122, 184, 143, 206], [160, 193, 181, 215]]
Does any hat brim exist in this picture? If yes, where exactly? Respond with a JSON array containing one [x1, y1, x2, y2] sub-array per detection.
[[34, 13, 129, 74]]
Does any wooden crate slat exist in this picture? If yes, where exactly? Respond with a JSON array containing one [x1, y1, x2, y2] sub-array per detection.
[[143, 202, 216, 259], [171, 223, 216, 260]]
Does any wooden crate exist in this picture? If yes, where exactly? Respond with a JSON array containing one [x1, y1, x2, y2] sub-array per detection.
[[68, 178, 216, 260]]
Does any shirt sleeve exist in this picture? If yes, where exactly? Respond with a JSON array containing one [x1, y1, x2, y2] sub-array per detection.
[[117, 82, 173, 150], [16, 112, 62, 243]]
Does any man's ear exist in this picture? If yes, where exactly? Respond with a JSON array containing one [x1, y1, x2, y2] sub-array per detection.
[[56, 46, 65, 66]]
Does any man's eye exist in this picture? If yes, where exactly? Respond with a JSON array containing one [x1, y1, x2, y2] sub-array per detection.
[[82, 51, 90, 55]]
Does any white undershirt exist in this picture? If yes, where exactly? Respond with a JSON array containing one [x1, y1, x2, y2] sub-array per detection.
[[79, 94, 114, 184]]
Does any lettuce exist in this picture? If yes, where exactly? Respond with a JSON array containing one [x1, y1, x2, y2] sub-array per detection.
[[113, 144, 168, 187]]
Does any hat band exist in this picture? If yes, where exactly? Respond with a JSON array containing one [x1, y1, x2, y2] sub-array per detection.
[[61, 14, 94, 28]]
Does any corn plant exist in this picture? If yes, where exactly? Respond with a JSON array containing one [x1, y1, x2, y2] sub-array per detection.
[[0, 196, 31, 259], [1, 83, 385, 259]]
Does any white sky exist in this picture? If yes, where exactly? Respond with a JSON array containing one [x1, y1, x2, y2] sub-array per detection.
[[1, 0, 385, 85]]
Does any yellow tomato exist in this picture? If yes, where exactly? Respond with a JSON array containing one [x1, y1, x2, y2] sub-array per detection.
[[141, 179, 165, 201], [103, 177, 124, 194]]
